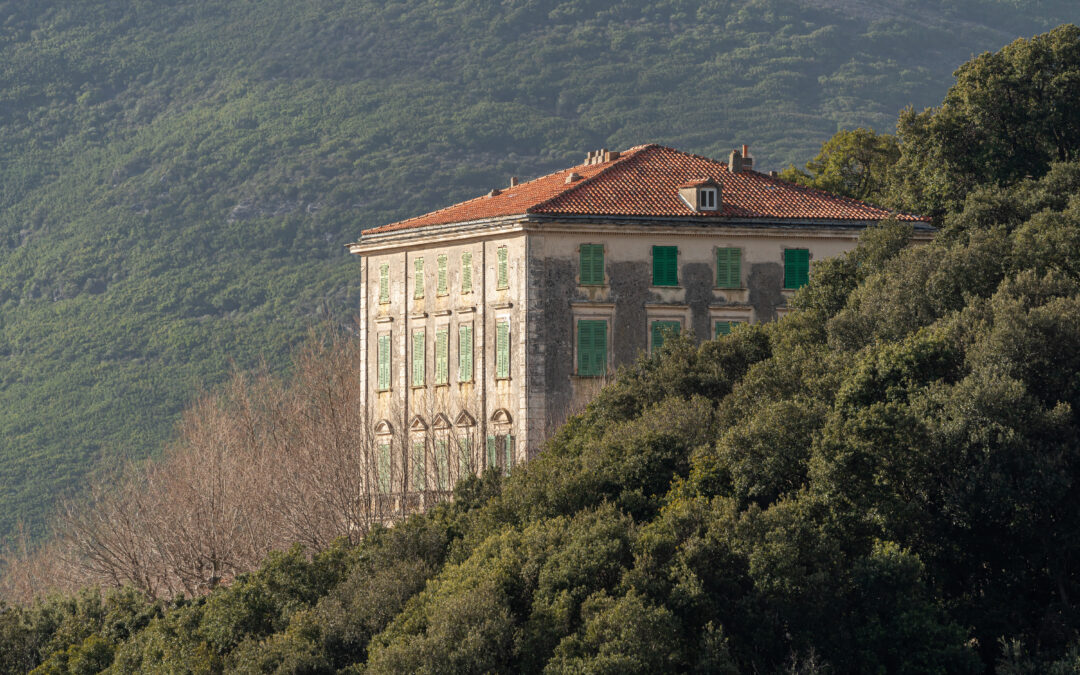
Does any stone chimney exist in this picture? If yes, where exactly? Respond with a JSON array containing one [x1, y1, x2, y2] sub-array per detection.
[[729, 145, 753, 173], [509, 176, 519, 187]]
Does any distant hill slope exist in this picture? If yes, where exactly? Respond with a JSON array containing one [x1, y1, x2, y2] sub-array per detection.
[[0, 0, 1077, 543]]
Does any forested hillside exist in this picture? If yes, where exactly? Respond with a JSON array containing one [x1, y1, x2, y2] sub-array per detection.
[[1, 0, 1079, 544]]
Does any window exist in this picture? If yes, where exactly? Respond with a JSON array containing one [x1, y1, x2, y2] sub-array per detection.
[[784, 248, 810, 289], [411, 440, 426, 492], [377, 442, 391, 494], [652, 246, 678, 286], [486, 435, 497, 470], [496, 246, 509, 289], [495, 319, 510, 379], [414, 257, 424, 299], [700, 187, 718, 210], [437, 255, 448, 295], [378, 263, 390, 304], [377, 333, 391, 391], [651, 320, 681, 353], [458, 324, 473, 382], [435, 439, 449, 490], [412, 329, 425, 387], [577, 319, 607, 377], [579, 244, 605, 285], [461, 252, 473, 293], [504, 434, 515, 475], [715, 320, 742, 338], [435, 327, 449, 385], [716, 247, 741, 288], [458, 436, 472, 478]]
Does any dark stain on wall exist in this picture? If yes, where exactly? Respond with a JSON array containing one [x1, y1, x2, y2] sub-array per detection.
[[609, 260, 651, 365], [683, 262, 714, 341], [748, 262, 784, 322], [537, 256, 575, 424]]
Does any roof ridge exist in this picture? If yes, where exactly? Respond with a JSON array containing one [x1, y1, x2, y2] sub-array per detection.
[[527, 144, 659, 214]]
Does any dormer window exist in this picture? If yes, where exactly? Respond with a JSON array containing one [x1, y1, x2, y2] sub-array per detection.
[[700, 187, 718, 210], [677, 178, 722, 212]]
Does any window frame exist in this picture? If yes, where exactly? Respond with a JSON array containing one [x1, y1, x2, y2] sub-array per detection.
[[715, 247, 742, 289], [378, 263, 390, 304], [652, 245, 679, 287], [436, 254, 448, 296], [496, 246, 509, 290], [413, 257, 425, 299], [461, 251, 473, 294], [458, 322, 474, 383], [434, 325, 449, 386], [377, 332, 391, 392], [699, 187, 718, 211], [578, 243, 605, 286], [784, 248, 811, 290], [411, 328, 426, 388], [650, 319, 682, 354], [495, 318, 511, 380], [576, 318, 609, 377]]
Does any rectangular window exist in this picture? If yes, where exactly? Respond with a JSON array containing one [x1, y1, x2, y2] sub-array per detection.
[[652, 246, 678, 286], [414, 257, 425, 299], [412, 329, 425, 387], [716, 247, 742, 288], [377, 442, 391, 494], [784, 248, 810, 289], [435, 327, 449, 385], [486, 435, 497, 470], [714, 320, 742, 338], [496, 246, 509, 289], [437, 255, 448, 295], [458, 324, 473, 382], [579, 244, 605, 285], [377, 333, 391, 391], [412, 440, 426, 492], [577, 319, 608, 377], [461, 252, 473, 293], [651, 320, 681, 353], [458, 436, 472, 478], [435, 439, 449, 491], [378, 263, 390, 304], [495, 319, 510, 379], [503, 434, 515, 475]]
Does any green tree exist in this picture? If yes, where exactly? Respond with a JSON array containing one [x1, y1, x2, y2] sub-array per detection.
[[779, 128, 900, 204]]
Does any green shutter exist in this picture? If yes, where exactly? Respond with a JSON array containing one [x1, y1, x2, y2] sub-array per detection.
[[716, 248, 741, 288], [378, 264, 389, 303], [377, 442, 391, 494], [412, 330, 425, 386], [579, 244, 604, 285], [652, 246, 678, 286], [461, 252, 473, 293], [577, 319, 607, 376], [651, 320, 680, 353], [504, 434, 515, 474], [412, 440, 426, 492], [436, 439, 449, 490], [496, 320, 510, 378], [497, 246, 508, 289], [784, 249, 810, 289], [414, 257, 424, 299], [715, 320, 743, 338], [458, 436, 471, 477], [437, 255, 448, 295], [486, 435, 497, 470], [377, 334, 391, 391], [458, 324, 473, 382], [435, 327, 449, 385]]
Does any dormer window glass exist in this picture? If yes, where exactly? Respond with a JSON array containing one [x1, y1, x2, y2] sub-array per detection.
[[700, 187, 718, 210]]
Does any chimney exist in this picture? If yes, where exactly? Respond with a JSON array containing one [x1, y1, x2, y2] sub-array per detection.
[[509, 176, 519, 187], [728, 148, 743, 173], [741, 144, 753, 170], [565, 171, 582, 184]]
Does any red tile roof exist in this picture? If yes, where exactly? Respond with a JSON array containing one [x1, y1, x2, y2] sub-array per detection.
[[365, 144, 927, 235]]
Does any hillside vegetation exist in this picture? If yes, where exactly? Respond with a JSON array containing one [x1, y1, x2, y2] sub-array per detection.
[[2, 0, 1080, 543], [5, 25, 1080, 673]]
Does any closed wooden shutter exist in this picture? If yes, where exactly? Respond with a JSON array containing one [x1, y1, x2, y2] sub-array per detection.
[[504, 434, 515, 474], [458, 437, 471, 478], [435, 327, 449, 385], [377, 442, 391, 494], [486, 435, 497, 470], [412, 440, 426, 492], [715, 320, 740, 338], [414, 257, 424, 299], [651, 320, 680, 353], [652, 246, 678, 286], [461, 252, 473, 293], [412, 329, 425, 386], [377, 333, 391, 391], [437, 255, 448, 295], [378, 264, 389, 303], [435, 439, 449, 490], [579, 244, 604, 285], [458, 324, 473, 382], [496, 320, 510, 379], [577, 319, 607, 376], [497, 246, 509, 289], [716, 248, 741, 288], [784, 248, 810, 289]]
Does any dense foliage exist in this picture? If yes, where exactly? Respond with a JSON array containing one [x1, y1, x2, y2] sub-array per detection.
[[1, 0, 1079, 543]]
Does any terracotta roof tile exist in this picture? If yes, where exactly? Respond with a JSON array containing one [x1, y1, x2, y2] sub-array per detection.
[[365, 144, 927, 235]]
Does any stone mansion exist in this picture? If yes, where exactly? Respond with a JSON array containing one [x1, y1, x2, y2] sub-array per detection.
[[348, 143, 931, 499]]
